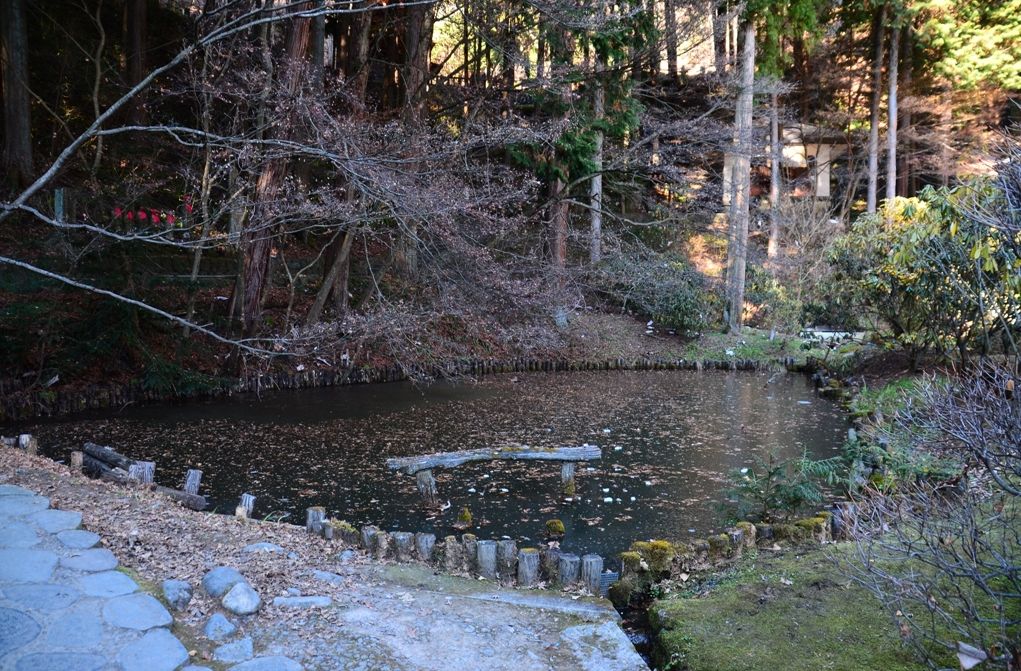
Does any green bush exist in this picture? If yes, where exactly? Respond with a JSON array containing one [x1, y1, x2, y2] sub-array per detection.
[[595, 251, 718, 332], [721, 451, 841, 522]]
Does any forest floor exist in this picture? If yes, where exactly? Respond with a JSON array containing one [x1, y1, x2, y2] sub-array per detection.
[[0, 447, 647, 671], [648, 544, 925, 671]]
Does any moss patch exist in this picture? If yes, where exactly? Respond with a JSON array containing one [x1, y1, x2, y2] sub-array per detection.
[[650, 545, 923, 671]]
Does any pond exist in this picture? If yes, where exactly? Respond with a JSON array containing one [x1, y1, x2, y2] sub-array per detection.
[[22, 370, 848, 557]]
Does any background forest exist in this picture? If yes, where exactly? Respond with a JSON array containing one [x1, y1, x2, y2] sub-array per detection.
[[1, 0, 1019, 393]]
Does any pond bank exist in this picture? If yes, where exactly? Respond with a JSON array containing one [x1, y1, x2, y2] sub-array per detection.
[[0, 447, 647, 670], [1, 353, 805, 423]]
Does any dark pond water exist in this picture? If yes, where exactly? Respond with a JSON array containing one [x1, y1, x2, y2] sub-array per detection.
[[21, 370, 848, 556]]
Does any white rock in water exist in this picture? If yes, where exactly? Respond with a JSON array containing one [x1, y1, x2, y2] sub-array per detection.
[[602, 428, 611, 434], [468, 488, 476, 493], [613, 446, 623, 452], [603, 497, 613, 503], [499, 488, 509, 494], [602, 488, 610, 493], [630, 497, 636, 502]]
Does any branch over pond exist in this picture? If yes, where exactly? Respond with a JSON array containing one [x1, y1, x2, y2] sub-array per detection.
[[386, 445, 601, 475]]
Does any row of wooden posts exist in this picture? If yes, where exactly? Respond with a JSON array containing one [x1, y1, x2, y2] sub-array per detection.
[[0, 356, 794, 422], [305, 503, 615, 595]]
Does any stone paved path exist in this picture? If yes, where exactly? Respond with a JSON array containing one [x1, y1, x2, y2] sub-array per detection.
[[0, 485, 296, 671]]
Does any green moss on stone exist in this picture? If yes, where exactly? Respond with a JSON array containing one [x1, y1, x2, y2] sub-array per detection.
[[545, 519, 566, 536], [620, 551, 643, 574], [631, 539, 675, 574], [457, 506, 472, 526]]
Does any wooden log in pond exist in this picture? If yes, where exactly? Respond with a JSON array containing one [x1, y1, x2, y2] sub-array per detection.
[[386, 445, 601, 475], [415, 533, 436, 562], [84, 455, 207, 510], [361, 525, 379, 550], [560, 462, 576, 494], [415, 469, 438, 504], [476, 540, 497, 579], [581, 554, 603, 595], [183, 469, 202, 495], [443, 535, 464, 572], [70, 451, 84, 472], [558, 553, 580, 586], [128, 461, 155, 484], [306, 507, 326, 535], [83, 442, 134, 470], [393, 532, 415, 561], [517, 548, 540, 587], [497, 539, 518, 581]]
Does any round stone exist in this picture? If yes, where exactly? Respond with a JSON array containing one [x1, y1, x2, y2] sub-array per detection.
[[227, 657, 304, 671], [0, 496, 49, 517], [203, 612, 237, 641], [1, 584, 80, 611], [78, 570, 138, 597], [0, 549, 58, 583], [222, 582, 261, 616], [102, 593, 173, 630], [0, 607, 40, 657], [162, 579, 193, 611], [14, 652, 105, 671], [213, 637, 254, 664], [29, 509, 81, 533], [56, 530, 100, 549], [61, 548, 118, 572], [0, 521, 39, 548], [117, 628, 189, 671], [202, 566, 245, 598], [241, 542, 284, 555]]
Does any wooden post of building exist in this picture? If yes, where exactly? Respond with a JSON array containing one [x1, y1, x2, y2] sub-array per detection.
[[415, 532, 436, 562], [183, 469, 202, 495], [581, 554, 603, 595], [237, 492, 256, 519], [517, 548, 540, 587], [477, 540, 498, 579], [70, 451, 84, 472], [415, 469, 438, 505], [306, 506, 326, 535], [393, 532, 415, 561], [558, 553, 581, 586]]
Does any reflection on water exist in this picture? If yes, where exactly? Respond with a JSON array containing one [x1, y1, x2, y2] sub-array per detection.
[[25, 370, 848, 556]]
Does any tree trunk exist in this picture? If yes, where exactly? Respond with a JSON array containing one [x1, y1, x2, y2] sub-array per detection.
[[885, 20, 899, 212], [866, 2, 887, 214], [402, 3, 434, 122], [664, 0, 678, 81], [351, 6, 372, 104], [590, 54, 605, 264], [310, 0, 325, 87], [240, 6, 313, 336], [1, 0, 32, 187], [725, 20, 755, 333], [125, 0, 147, 125], [897, 25, 912, 198], [711, 0, 727, 74], [767, 89, 781, 259]]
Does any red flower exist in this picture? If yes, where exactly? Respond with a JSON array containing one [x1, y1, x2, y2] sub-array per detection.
[[137, 210, 147, 220], [125, 211, 134, 221], [166, 213, 176, 226], [184, 203, 194, 214], [113, 207, 123, 218], [151, 210, 160, 222]]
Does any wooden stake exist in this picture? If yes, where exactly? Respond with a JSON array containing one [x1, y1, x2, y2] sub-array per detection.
[[517, 548, 540, 587], [70, 451, 84, 472], [183, 469, 202, 495], [306, 506, 326, 535]]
